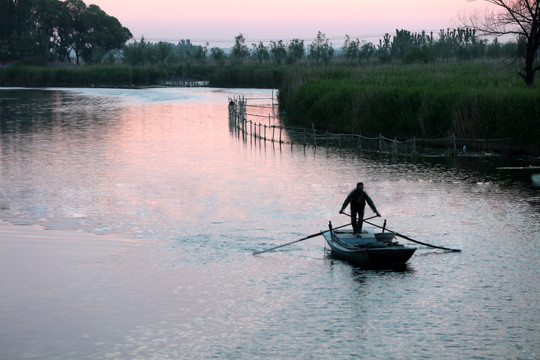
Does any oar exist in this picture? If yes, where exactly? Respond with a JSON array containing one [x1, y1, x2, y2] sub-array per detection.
[[252, 222, 350, 255], [342, 212, 461, 252], [253, 215, 379, 256], [366, 219, 461, 252]]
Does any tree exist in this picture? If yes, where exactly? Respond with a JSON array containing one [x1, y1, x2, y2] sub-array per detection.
[[177, 39, 192, 65], [0, 0, 60, 61], [31, 0, 63, 59], [287, 38, 304, 64], [378, 33, 392, 63], [54, 0, 77, 62], [487, 37, 503, 57], [0, 0, 131, 64], [0, 0, 15, 42], [63, 0, 87, 64], [122, 37, 151, 65], [269, 40, 287, 65], [210, 47, 226, 66], [67, 1, 131, 64], [342, 35, 360, 63], [252, 41, 270, 64], [191, 42, 208, 63], [404, 45, 435, 64], [231, 33, 249, 64], [392, 29, 415, 61], [155, 41, 174, 65], [359, 41, 376, 63], [465, 0, 540, 85], [309, 31, 334, 65], [433, 28, 459, 60]]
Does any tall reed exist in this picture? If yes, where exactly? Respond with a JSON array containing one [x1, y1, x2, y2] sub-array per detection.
[[0, 65, 168, 87], [278, 62, 540, 151]]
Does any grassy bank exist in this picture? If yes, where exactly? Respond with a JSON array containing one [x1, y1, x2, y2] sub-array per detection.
[[208, 65, 285, 88], [0, 65, 173, 87], [278, 62, 540, 153], [0, 63, 284, 88]]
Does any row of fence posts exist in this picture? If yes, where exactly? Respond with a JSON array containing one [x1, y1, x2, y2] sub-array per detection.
[[229, 95, 285, 144], [227, 95, 427, 155], [228, 96, 418, 154], [228, 96, 515, 155]]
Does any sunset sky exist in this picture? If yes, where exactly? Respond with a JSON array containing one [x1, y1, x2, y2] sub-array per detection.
[[88, 0, 492, 47]]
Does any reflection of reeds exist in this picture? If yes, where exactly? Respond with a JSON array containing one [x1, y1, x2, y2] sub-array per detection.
[[278, 62, 540, 153]]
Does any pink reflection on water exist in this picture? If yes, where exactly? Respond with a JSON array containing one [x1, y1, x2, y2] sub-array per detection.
[[85, 89, 281, 235]]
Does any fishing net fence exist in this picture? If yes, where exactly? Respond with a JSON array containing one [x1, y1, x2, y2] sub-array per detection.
[[228, 96, 517, 156]]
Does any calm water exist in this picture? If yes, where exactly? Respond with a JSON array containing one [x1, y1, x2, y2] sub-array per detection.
[[1, 87, 539, 359]]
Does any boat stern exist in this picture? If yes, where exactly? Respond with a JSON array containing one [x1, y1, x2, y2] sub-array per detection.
[[374, 232, 395, 244]]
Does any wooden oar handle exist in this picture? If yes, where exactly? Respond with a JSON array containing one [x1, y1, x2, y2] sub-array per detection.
[[341, 212, 378, 222], [253, 222, 352, 255]]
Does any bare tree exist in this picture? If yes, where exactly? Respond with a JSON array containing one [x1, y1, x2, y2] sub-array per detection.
[[465, 0, 539, 85]]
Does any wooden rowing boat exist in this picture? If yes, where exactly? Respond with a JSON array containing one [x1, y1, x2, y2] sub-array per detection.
[[322, 222, 416, 268]]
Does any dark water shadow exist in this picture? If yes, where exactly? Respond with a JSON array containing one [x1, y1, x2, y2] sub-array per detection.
[[324, 249, 416, 274]]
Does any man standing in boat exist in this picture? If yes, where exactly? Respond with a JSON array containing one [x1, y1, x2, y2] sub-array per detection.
[[339, 182, 380, 235]]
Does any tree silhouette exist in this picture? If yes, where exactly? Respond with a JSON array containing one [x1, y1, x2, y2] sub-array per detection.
[[465, 0, 540, 85]]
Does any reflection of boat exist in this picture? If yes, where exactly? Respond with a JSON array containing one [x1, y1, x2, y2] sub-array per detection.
[[322, 222, 416, 268]]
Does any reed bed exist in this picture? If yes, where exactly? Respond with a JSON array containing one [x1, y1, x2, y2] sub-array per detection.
[[0, 65, 171, 87], [278, 62, 540, 152], [209, 65, 285, 88], [0, 63, 282, 88]]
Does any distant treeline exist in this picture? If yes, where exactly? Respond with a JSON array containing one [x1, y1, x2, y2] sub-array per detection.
[[95, 30, 523, 69], [1, 28, 526, 89], [1, 0, 536, 89], [0, 0, 524, 73], [118, 30, 521, 68], [0, 0, 529, 88]]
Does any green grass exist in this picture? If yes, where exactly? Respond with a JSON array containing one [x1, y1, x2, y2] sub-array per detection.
[[208, 65, 285, 88], [0, 65, 171, 87], [0, 63, 284, 88], [278, 62, 540, 151]]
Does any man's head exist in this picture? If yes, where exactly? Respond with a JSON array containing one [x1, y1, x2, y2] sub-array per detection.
[[356, 182, 364, 191]]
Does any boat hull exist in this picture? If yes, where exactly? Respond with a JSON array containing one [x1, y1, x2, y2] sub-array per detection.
[[322, 229, 416, 268]]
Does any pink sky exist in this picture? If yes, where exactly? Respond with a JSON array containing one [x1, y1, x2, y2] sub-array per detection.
[[88, 0, 492, 47]]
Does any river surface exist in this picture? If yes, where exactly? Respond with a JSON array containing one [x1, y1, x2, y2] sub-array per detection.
[[0, 87, 539, 359]]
